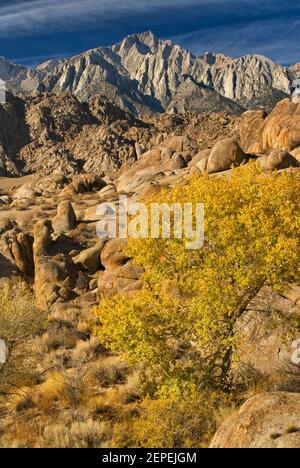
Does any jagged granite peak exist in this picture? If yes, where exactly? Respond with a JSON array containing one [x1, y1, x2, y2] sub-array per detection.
[[0, 56, 26, 80], [199, 52, 233, 66], [291, 62, 300, 77], [0, 32, 298, 115], [203, 53, 292, 108], [166, 75, 244, 114], [36, 58, 67, 74], [113, 31, 160, 54], [110, 32, 198, 110], [0, 56, 48, 94]]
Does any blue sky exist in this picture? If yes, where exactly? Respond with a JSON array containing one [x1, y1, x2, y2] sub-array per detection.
[[0, 0, 299, 67]]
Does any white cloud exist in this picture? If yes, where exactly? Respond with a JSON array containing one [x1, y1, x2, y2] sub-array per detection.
[[171, 17, 300, 64], [1, 0, 297, 65], [1, 0, 272, 38], [0, 0, 229, 37]]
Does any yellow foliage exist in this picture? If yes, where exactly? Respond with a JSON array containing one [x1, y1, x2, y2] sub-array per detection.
[[110, 389, 233, 448], [95, 164, 300, 391]]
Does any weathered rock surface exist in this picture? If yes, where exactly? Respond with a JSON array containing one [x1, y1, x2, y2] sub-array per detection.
[[0, 88, 244, 178], [210, 393, 300, 448], [52, 201, 77, 234], [0, 42, 299, 449], [240, 100, 300, 154], [259, 150, 299, 170], [74, 241, 105, 274], [33, 219, 53, 258], [62, 173, 107, 196], [234, 287, 300, 392], [0, 228, 34, 277], [166, 76, 244, 115], [206, 139, 247, 174], [100, 239, 130, 272], [98, 262, 144, 298]]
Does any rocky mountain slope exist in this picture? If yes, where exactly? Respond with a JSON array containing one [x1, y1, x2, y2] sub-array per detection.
[[1, 32, 298, 115], [0, 91, 241, 177]]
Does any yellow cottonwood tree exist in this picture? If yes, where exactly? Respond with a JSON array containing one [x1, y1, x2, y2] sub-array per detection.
[[95, 164, 300, 391]]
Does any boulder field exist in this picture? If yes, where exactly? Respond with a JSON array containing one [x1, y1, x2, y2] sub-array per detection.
[[0, 97, 300, 448]]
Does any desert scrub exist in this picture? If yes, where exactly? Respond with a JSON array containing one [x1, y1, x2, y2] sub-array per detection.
[[0, 279, 45, 394], [90, 356, 128, 388], [71, 336, 103, 365], [39, 419, 111, 448], [95, 164, 300, 392], [109, 389, 233, 448]]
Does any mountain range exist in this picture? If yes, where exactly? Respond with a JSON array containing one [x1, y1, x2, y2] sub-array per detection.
[[0, 31, 299, 115]]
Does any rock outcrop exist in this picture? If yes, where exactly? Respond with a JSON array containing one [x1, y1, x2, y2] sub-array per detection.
[[0, 36, 300, 449], [240, 100, 300, 155], [210, 393, 300, 448], [206, 139, 247, 174], [0, 91, 242, 177], [74, 241, 105, 274], [259, 150, 299, 170], [0, 87, 299, 448], [234, 287, 300, 392], [52, 201, 77, 234]]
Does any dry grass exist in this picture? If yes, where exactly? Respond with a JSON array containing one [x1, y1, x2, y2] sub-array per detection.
[[90, 356, 128, 388], [0, 279, 238, 449], [0, 279, 45, 394], [39, 419, 110, 448], [33, 372, 69, 412], [71, 337, 103, 364]]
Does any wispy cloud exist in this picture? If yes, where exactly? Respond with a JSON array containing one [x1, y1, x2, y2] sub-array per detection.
[[0, 1, 298, 65], [0, 0, 228, 37], [1, 0, 283, 37], [171, 17, 300, 65]]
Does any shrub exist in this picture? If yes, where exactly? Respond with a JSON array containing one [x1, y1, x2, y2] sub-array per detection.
[[71, 337, 103, 365], [110, 389, 233, 448], [90, 356, 128, 388], [33, 372, 68, 411], [0, 279, 45, 393], [40, 419, 110, 448]]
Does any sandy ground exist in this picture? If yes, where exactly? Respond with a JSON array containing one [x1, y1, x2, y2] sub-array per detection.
[[0, 175, 34, 192]]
